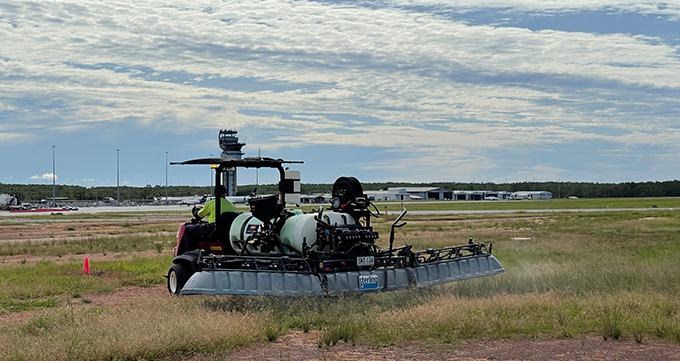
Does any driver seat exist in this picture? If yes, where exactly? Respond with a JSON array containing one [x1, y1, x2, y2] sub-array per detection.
[[198, 211, 239, 255]]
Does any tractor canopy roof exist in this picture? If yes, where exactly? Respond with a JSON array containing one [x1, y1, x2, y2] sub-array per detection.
[[171, 157, 303, 169]]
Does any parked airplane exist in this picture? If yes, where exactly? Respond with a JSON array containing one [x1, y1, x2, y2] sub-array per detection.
[[178, 195, 209, 206], [179, 188, 259, 206], [226, 188, 259, 204]]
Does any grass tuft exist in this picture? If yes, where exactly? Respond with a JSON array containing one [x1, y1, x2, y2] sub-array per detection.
[[20, 313, 65, 336], [318, 318, 359, 347], [290, 315, 312, 332], [599, 306, 623, 340]]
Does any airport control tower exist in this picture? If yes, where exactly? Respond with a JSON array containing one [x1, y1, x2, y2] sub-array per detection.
[[219, 129, 245, 196]]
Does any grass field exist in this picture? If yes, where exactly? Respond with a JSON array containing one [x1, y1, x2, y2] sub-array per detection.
[[1, 204, 679, 360]]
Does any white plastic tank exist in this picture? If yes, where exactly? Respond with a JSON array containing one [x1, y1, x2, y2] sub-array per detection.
[[229, 211, 357, 256], [229, 213, 265, 255]]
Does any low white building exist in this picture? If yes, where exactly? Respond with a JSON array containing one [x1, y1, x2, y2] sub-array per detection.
[[452, 190, 485, 200], [388, 187, 454, 200], [450, 190, 512, 200], [300, 193, 331, 204], [365, 188, 516, 201], [365, 187, 455, 201], [365, 188, 414, 201], [510, 191, 553, 200]]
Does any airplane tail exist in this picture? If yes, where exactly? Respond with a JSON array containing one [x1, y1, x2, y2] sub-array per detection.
[[250, 188, 258, 197]]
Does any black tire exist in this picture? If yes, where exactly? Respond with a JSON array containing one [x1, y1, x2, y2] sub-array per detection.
[[167, 263, 191, 295]]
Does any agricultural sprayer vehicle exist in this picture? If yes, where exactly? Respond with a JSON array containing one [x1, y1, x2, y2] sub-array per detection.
[[167, 157, 504, 295]]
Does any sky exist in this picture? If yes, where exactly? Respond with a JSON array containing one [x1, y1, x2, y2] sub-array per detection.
[[1, 0, 679, 188]]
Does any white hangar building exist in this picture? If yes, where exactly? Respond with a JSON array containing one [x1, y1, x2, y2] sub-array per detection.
[[365, 187, 454, 201], [452, 190, 512, 200], [364, 188, 413, 201], [510, 191, 553, 200]]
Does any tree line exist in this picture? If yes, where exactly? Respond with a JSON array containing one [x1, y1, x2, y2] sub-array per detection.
[[2, 180, 679, 202], [0, 184, 213, 202], [295, 180, 680, 198]]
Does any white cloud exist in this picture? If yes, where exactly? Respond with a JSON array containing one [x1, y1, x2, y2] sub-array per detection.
[[0, 132, 32, 145], [30, 173, 57, 181], [386, 0, 680, 20], [1, 0, 679, 183], [0, 101, 15, 111]]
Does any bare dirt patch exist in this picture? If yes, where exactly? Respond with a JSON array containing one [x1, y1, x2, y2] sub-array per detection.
[[227, 332, 680, 361]]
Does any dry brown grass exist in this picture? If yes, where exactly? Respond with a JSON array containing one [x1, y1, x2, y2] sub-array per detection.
[[368, 291, 680, 345], [0, 297, 268, 360]]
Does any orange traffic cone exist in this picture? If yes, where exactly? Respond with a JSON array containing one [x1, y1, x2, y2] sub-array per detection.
[[83, 257, 90, 275]]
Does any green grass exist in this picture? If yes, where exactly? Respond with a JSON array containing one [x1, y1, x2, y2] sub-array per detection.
[[0, 298, 60, 314], [0, 256, 172, 302]]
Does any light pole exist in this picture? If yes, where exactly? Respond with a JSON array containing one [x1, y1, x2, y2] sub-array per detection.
[[52, 145, 56, 207], [165, 151, 168, 203], [210, 153, 213, 195], [116, 148, 120, 202]]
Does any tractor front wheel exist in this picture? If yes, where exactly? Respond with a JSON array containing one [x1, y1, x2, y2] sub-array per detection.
[[167, 263, 191, 295]]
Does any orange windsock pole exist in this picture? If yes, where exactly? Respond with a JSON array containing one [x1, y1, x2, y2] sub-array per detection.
[[83, 257, 90, 275]]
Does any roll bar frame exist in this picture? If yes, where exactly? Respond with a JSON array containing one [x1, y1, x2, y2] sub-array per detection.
[[171, 157, 303, 237]]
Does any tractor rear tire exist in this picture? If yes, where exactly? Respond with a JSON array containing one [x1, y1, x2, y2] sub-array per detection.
[[167, 263, 191, 295]]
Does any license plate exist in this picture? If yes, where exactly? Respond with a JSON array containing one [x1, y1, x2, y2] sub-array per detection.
[[356, 256, 374, 267], [358, 275, 379, 291]]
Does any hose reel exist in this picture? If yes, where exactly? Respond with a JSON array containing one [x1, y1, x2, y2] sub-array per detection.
[[331, 176, 363, 210], [331, 176, 380, 218]]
